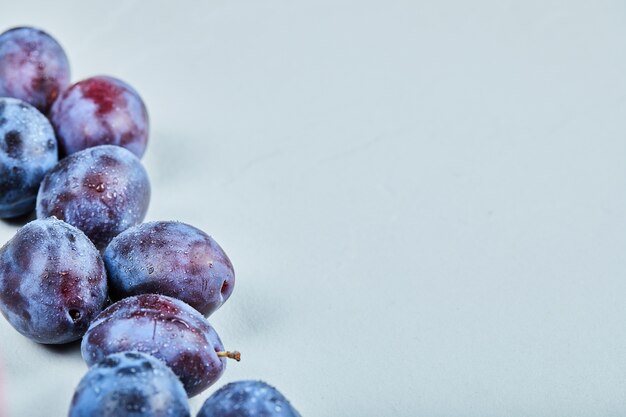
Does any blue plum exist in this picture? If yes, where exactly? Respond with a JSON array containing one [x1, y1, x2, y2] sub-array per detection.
[[36, 145, 150, 249], [0, 97, 58, 218], [68, 351, 190, 417], [0, 27, 70, 113], [50, 76, 148, 158], [197, 380, 301, 417], [104, 221, 235, 317], [0, 217, 107, 344], [81, 294, 239, 397]]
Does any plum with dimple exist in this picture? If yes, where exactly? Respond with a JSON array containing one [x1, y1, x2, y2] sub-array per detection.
[[0, 217, 107, 344], [36, 144, 150, 250], [0, 27, 70, 113], [197, 380, 301, 417], [50, 76, 148, 158], [0, 97, 58, 218], [104, 221, 235, 316], [81, 294, 236, 397], [68, 351, 190, 417]]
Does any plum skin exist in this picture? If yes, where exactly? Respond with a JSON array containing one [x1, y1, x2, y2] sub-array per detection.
[[0, 97, 58, 218], [104, 221, 235, 316], [50, 75, 149, 158], [36, 144, 151, 250], [68, 351, 190, 417], [81, 294, 227, 397], [0, 26, 70, 113], [198, 380, 302, 417], [0, 217, 107, 344]]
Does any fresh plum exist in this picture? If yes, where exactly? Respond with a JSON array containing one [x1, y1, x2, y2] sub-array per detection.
[[69, 351, 190, 417], [103, 221, 235, 316], [0, 217, 107, 343], [36, 145, 150, 249], [0, 97, 57, 218], [81, 294, 239, 397], [0, 26, 70, 113], [50, 76, 148, 157], [198, 380, 301, 417]]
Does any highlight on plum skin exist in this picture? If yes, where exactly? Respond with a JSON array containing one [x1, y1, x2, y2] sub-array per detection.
[[104, 221, 235, 317], [81, 294, 238, 397], [50, 75, 149, 158], [0, 98, 58, 218], [0, 26, 70, 113], [0, 217, 108, 344], [36, 144, 151, 250], [68, 351, 191, 417]]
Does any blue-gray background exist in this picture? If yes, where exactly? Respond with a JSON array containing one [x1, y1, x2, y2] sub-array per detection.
[[1, 1, 626, 416]]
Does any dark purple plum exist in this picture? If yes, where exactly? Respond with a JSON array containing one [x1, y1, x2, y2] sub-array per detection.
[[0, 217, 107, 344], [50, 76, 148, 158], [198, 380, 301, 417], [0, 98, 58, 218], [0, 27, 70, 113], [36, 145, 150, 250], [103, 221, 235, 316], [69, 351, 190, 417], [81, 294, 239, 397]]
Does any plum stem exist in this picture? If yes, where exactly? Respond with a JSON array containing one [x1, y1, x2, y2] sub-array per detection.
[[217, 350, 241, 361]]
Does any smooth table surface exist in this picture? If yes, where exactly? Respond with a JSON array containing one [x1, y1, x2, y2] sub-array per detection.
[[1, 1, 626, 416]]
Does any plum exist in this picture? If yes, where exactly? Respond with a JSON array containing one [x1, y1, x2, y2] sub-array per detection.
[[198, 380, 301, 417], [0, 97, 57, 218], [81, 294, 239, 397], [69, 351, 190, 417], [36, 145, 150, 249], [0, 27, 70, 113], [103, 221, 235, 316], [0, 217, 107, 343], [50, 76, 148, 158]]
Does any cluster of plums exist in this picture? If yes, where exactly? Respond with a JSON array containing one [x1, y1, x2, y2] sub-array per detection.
[[0, 26, 300, 416]]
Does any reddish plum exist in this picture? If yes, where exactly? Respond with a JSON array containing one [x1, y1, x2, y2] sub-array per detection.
[[81, 294, 239, 397], [50, 76, 148, 157], [0, 27, 70, 113]]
